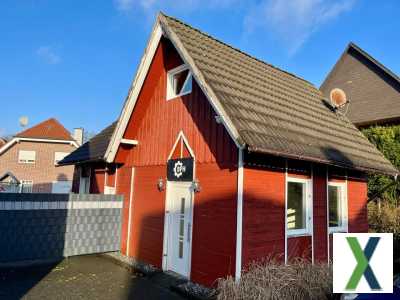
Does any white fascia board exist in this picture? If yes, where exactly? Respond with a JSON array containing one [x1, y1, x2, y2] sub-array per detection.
[[120, 138, 139, 145], [105, 23, 163, 163], [0, 137, 78, 156]]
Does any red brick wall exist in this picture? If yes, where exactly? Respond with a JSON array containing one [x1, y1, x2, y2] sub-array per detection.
[[0, 140, 76, 193]]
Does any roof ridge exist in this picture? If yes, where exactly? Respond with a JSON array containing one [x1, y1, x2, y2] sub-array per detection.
[[348, 42, 400, 84], [159, 12, 316, 88]]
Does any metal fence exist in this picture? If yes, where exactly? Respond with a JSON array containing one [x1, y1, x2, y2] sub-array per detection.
[[0, 193, 123, 264]]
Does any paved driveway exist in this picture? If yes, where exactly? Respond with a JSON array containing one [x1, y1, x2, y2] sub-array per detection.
[[0, 255, 187, 300]]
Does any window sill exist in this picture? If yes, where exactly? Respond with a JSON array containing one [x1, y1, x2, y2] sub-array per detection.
[[166, 90, 192, 101], [287, 231, 312, 238], [329, 227, 347, 234]]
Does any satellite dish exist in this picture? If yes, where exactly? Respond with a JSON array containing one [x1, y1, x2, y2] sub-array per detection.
[[330, 88, 348, 109], [19, 116, 29, 128]]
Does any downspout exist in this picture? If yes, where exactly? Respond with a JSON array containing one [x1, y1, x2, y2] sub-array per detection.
[[235, 147, 244, 282]]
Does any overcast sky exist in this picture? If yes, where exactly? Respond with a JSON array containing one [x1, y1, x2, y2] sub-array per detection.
[[1, 0, 399, 136]]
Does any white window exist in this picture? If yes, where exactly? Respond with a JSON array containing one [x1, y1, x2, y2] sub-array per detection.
[[167, 65, 192, 100], [286, 177, 312, 236], [79, 167, 90, 194], [18, 150, 36, 164], [328, 182, 348, 232], [20, 180, 33, 193], [54, 152, 69, 165]]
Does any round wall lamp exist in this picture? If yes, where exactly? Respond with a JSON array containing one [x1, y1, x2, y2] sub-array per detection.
[[157, 178, 165, 192], [192, 179, 201, 193]]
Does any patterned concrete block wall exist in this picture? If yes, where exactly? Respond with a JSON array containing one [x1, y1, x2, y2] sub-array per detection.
[[0, 193, 123, 263]]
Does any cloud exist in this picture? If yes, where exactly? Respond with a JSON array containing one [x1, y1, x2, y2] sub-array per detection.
[[114, 0, 237, 14], [36, 46, 61, 64], [244, 0, 356, 55]]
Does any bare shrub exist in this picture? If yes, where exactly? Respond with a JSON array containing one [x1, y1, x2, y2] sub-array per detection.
[[217, 258, 333, 300], [368, 201, 400, 260]]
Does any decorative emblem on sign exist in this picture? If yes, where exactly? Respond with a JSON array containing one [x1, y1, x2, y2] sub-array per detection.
[[167, 158, 193, 182], [173, 161, 186, 178]]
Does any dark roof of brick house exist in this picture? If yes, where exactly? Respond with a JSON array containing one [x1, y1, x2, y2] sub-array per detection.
[[59, 122, 117, 165], [156, 14, 397, 175], [321, 42, 400, 127], [16, 118, 74, 141]]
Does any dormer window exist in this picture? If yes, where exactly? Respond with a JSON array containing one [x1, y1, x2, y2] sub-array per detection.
[[167, 65, 192, 100]]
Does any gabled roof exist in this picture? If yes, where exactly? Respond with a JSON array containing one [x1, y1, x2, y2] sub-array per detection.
[[0, 118, 78, 156], [107, 13, 397, 176], [321, 42, 400, 126], [16, 118, 74, 141], [59, 122, 117, 165]]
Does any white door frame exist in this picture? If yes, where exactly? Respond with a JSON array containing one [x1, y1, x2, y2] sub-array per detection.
[[162, 180, 194, 278]]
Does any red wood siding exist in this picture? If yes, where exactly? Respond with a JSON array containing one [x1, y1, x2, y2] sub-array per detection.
[[242, 165, 285, 268], [287, 236, 311, 260], [116, 37, 238, 287], [106, 165, 117, 187], [116, 164, 133, 255], [348, 178, 368, 232], [119, 37, 236, 167], [313, 165, 328, 262], [90, 168, 105, 194], [190, 163, 237, 286], [128, 165, 165, 267]]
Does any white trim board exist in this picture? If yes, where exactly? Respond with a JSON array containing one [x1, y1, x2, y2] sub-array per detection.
[[0, 137, 78, 155], [235, 148, 244, 281]]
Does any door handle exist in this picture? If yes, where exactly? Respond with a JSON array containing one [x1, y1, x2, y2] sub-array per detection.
[[187, 223, 191, 242]]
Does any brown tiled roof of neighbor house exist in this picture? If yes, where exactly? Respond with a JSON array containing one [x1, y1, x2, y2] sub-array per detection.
[[321, 42, 400, 126], [16, 118, 74, 141], [158, 14, 397, 176], [59, 122, 117, 165]]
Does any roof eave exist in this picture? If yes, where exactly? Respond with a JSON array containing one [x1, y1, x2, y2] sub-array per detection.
[[247, 145, 398, 177]]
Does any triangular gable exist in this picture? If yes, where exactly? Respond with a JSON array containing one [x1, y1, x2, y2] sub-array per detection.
[[168, 131, 195, 160], [105, 13, 241, 164]]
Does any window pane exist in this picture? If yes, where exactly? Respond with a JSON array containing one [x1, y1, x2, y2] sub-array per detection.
[[287, 182, 305, 230], [329, 186, 340, 227], [173, 69, 189, 95]]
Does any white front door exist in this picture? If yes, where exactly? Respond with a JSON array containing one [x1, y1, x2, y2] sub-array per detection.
[[166, 182, 192, 277]]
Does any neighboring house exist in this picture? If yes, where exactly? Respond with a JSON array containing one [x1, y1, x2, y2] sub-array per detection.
[[321, 42, 400, 127], [0, 118, 82, 193], [59, 122, 118, 195], [62, 14, 397, 287], [0, 138, 7, 147]]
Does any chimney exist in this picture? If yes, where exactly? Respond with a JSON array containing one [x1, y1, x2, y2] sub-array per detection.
[[73, 128, 84, 146]]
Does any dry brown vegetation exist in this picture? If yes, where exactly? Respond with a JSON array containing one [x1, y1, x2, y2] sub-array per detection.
[[368, 201, 400, 260], [217, 258, 333, 300]]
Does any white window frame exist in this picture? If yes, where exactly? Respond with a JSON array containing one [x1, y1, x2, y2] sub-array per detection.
[[20, 180, 33, 193], [54, 152, 69, 165], [18, 150, 36, 164], [286, 177, 313, 237], [328, 182, 348, 233], [166, 64, 193, 100]]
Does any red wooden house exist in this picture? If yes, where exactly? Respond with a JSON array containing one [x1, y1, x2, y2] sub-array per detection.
[[64, 14, 397, 287]]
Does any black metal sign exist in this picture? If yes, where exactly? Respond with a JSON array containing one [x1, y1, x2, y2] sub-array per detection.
[[167, 158, 194, 182]]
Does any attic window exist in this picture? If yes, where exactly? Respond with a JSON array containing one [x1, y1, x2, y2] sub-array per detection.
[[167, 65, 192, 100]]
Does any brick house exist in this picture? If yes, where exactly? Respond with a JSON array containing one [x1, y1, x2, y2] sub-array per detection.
[[0, 118, 81, 193], [321, 42, 400, 127], [62, 14, 397, 286]]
